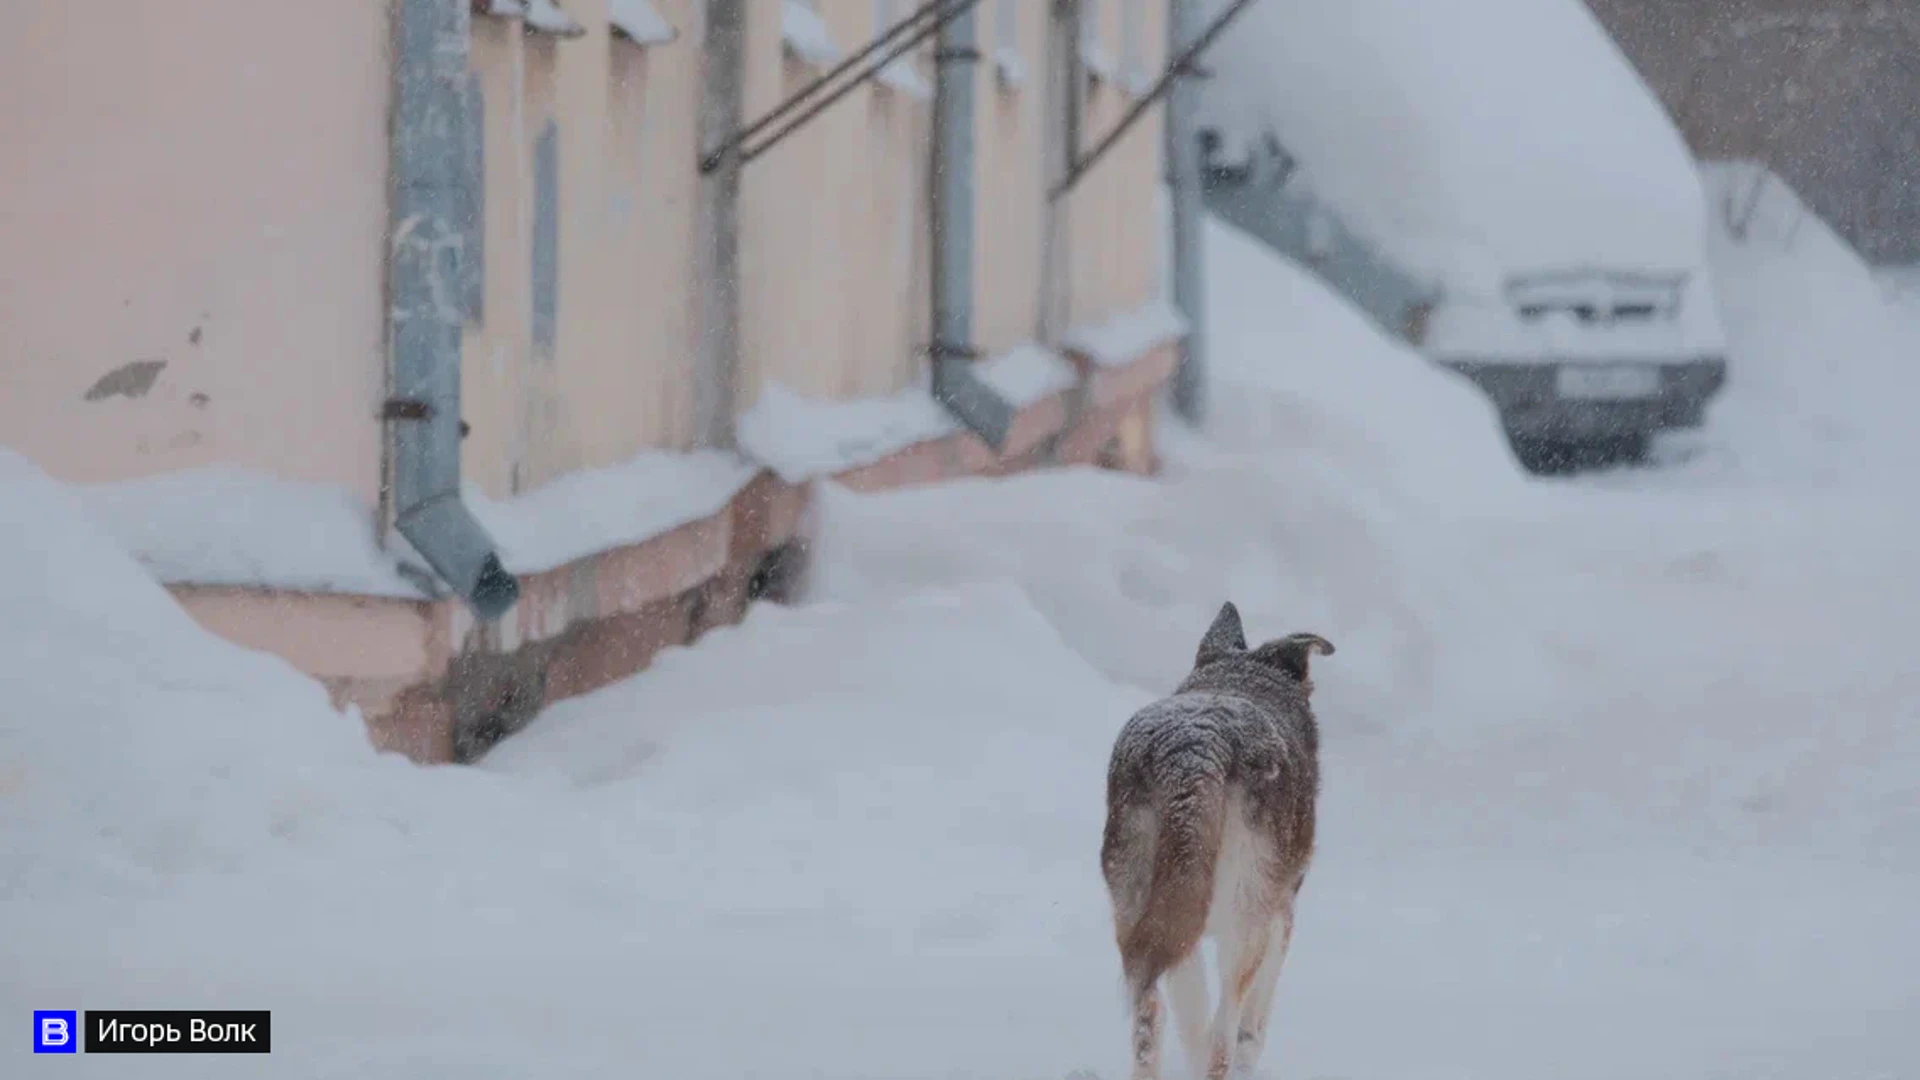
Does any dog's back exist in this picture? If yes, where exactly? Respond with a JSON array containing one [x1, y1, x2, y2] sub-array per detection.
[[1100, 602, 1331, 1080]]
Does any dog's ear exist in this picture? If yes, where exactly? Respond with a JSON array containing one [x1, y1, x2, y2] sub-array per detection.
[[1195, 601, 1248, 668], [1251, 632, 1335, 683]]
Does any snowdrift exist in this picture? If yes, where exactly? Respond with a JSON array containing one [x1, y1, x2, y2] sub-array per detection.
[[0, 450, 411, 893], [0, 449, 643, 1002], [1198, 0, 1705, 288], [1197, 214, 1525, 511], [1695, 161, 1920, 486], [810, 215, 1554, 737]]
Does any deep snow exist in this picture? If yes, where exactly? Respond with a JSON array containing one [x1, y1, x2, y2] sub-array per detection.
[[4, 212, 1918, 1079]]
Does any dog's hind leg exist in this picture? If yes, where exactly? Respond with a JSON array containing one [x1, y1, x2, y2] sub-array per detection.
[[1232, 901, 1295, 1078], [1127, 977, 1165, 1080], [1205, 907, 1275, 1080], [1165, 949, 1210, 1080]]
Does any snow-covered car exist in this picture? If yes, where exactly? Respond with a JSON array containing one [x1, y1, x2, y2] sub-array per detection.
[[1196, 0, 1731, 472], [1199, 125, 1729, 472], [1416, 266, 1728, 470]]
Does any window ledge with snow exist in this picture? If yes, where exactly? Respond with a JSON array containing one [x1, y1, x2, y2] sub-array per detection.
[[875, 58, 932, 100], [475, 0, 529, 19], [523, 0, 586, 38], [782, 1, 842, 68], [993, 47, 1026, 91], [610, 0, 677, 45]]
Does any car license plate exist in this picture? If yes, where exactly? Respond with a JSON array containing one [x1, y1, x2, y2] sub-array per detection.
[[1555, 364, 1660, 400]]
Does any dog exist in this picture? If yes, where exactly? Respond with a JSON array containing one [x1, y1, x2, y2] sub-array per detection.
[[1100, 601, 1334, 1080]]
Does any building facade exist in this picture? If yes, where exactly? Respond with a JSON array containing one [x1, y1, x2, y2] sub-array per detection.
[[0, 0, 1183, 762]]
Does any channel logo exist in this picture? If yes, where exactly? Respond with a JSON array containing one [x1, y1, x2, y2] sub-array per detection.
[[33, 1010, 77, 1054]]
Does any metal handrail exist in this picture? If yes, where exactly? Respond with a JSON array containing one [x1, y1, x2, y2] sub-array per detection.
[[700, 0, 981, 173], [1051, 0, 1262, 202]]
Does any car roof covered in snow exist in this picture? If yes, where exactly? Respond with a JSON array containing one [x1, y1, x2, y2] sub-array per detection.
[[1196, 0, 1708, 292]]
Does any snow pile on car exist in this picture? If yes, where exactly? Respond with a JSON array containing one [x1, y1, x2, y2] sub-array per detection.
[[1197, 0, 1705, 288]]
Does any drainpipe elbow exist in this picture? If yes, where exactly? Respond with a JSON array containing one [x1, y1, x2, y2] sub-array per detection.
[[932, 355, 1015, 451], [394, 491, 520, 621]]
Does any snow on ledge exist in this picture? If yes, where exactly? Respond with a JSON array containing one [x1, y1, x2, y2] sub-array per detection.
[[738, 344, 1084, 484], [1061, 296, 1189, 367], [476, 0, 529, 17], [524, 0, 586, 37], [876, 59, 933, 100], [739, 383, 954, 485], [77, 450, 759, 599], [610, 0, 677, 45], [993, 47, 1027, 90], [1079, 41, 1116, 82], [976, 343, 1078, 406], [781, 1, 841, 67], [467, 450, 757, 577], [79, 467, 435, 600]]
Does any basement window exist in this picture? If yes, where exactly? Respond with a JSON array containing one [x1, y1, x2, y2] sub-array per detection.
[[783, 0, 842, 68], [610, 0, 677, 45]]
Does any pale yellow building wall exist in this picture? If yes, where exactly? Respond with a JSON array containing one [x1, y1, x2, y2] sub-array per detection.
[[0, 0, 391, 499], [463, 0, 709, 497]]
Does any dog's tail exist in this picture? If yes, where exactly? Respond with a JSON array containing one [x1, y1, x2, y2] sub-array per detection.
[[1106, 768, 1228, 998]]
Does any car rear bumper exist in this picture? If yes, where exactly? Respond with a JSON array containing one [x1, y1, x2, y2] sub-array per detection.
[[1437, 356, 1728, 441]]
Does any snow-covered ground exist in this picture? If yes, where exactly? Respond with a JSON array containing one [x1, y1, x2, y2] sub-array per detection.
[[5, 210, 1918, 1079]]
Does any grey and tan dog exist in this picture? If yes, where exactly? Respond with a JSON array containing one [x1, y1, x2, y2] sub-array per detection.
[[1100, 601, 1334, 1080]]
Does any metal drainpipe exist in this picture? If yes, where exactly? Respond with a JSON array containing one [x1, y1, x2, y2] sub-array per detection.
[[1166, 0, 1207, 424], [693, 0, 746, 450], [385, 0, 519, 621], [930, 0, 1015, 450]]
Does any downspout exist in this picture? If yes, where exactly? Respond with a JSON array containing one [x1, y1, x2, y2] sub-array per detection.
[[930, 0, 1015, 449], [693, 0, 746, 449], [1166, 0, 1207, 423], [384, 0, 520, 620], [1036, 0, 1083, 344]]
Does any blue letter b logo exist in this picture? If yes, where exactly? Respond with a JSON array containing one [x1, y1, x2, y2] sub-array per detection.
[[34, 1011, 77, 1053]]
